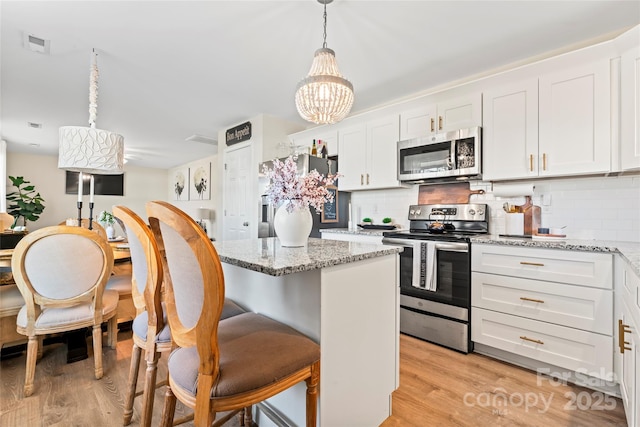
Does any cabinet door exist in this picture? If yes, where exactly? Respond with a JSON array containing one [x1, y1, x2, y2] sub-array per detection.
[[619, 306, 636, 427], [482, 80, 539, 180], [337, 123, 367, 191], [621, 39, 640, 171], [367, 115, 401, 189], [539, 60, 611, 176], [438, 93, 482, 133], [399, 105, 436, 140]]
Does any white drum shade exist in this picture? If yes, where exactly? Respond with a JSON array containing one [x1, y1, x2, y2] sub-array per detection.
[[58, 126, 124, 174]]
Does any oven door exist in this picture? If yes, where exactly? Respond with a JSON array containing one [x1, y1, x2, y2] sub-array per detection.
[[383, 238, 470, 309]]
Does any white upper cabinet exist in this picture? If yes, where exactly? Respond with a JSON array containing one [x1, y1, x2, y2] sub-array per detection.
[[338, 115, 404, 191], [483, 59, 611, 180], [399, 93, 482, 140], [620, 28, 640, 171], [483, 79, 539, 180], [538, 60, 611, 176]]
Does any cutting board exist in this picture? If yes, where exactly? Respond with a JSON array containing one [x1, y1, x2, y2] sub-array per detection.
[[418, 182, 485, 204]]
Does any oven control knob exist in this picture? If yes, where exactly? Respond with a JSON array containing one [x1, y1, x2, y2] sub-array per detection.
[[415, 209, 421, 216], [468, 208, 476, 216], [477, 209, 485, 216], [410, 209, 415, 216]]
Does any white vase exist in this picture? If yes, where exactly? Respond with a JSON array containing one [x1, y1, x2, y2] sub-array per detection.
[[106, 225, 116, 240], [273, 202, 312, 247]]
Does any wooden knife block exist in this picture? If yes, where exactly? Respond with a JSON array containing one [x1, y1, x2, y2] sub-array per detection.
[[514, 196, 541, 236]]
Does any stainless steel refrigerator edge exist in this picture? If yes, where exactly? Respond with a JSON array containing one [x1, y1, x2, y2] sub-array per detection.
[[258, 154, 350, 238]]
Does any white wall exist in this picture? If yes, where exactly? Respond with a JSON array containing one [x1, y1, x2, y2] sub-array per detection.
[[166, 154, 218, 240], [351, 175, 640, 242], [6, 152, 167, 232]]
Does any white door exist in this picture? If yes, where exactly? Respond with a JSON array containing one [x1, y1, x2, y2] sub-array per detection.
[[223, 145, 253, 241], [337, 123, 367, 191], [539, 60, 610, 176], [621, 38, 640, 171], [367, 115, 400, 189], [399, 105, 436, 140], [483, 79, 539, 180], [438, 93, 482, 133]]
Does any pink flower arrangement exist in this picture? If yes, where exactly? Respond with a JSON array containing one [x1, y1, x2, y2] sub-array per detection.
[[262, 155, 339, 213]]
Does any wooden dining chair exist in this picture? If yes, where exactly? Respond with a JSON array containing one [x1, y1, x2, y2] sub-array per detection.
[[58, 218, 108, 241], [114, 206, 246, 427], [146, 201, 320, 427], [11, 225, 118, 397]]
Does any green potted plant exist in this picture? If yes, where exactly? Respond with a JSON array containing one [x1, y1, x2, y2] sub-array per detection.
[[98, 210, 116, 239], [6, 176, 46, 231]]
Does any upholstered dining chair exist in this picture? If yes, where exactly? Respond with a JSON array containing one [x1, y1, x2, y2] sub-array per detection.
[[146, 201, 320, 427], [113, 205, 246, 427], [11, 225, 118, 397], [58, 218, 108, 241]]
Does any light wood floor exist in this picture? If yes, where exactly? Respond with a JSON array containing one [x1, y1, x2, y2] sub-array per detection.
[[0, 331, 628, 426]]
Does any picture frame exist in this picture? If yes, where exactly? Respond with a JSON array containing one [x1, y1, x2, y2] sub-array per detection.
[[190, 162, 211, 201], [173, 168, 189, 201], [321, 186, 338, 223]]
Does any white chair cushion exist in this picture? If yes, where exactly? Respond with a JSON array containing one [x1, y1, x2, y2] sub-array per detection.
[[0, 285, 25, 316], [16, 290, 119, 330], [106, 273, 132, 295]]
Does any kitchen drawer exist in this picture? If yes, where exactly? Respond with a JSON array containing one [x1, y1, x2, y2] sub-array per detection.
[[472, 308, 613, 379], [472, 272, 612, 335], [471, 244, 612, 289]]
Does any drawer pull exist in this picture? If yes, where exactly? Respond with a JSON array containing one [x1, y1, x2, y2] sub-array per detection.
[[619, 319, 632, 354], [520, 297, 545, 304], [520, 261, 545, 267], [520, 336, 544, 345]]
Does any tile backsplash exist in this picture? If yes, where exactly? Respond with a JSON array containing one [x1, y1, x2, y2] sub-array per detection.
[[350, 175, 640, 242]]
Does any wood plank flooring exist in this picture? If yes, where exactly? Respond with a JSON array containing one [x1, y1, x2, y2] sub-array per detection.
[[0, 331, 628, 426]]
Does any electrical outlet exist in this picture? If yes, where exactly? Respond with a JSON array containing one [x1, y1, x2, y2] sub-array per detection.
[[373, 204, 378, 214], [542, 205, 552, 214]]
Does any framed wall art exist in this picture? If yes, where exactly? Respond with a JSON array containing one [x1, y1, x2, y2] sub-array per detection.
[[321, 186, 338, 223], [173, 168, 189, 201], [190, 162, 211, 201]]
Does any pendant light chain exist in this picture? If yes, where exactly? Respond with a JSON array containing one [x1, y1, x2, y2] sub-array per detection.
[[322, 1, 328, 49]]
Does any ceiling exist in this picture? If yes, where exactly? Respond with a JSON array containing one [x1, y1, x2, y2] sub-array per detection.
[[2, 1, 639, 170]]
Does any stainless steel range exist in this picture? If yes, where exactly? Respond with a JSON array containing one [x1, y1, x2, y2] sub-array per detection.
[[382, 203, 488, 353]]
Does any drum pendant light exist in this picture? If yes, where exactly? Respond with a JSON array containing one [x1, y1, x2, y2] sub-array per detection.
[[295, 0, 354, 125]]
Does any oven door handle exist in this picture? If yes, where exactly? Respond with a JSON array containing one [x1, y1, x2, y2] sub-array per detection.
[[382, 238, 469, 253]]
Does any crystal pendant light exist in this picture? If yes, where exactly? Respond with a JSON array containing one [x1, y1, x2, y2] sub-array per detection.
[[295, 0, 354, 125]]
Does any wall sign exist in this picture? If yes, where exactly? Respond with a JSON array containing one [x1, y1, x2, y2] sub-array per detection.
[[321, 186, 339, 223], [226, 121, 252, 146]]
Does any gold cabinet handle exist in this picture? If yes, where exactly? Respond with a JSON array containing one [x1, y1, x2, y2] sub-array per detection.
[[520, 297, 545, 304], [543, 153, 547, 171], [529, 154, 534, 172], [430, 118, 435, 133], [520, 336, 544, 345], [360, 174, 364, 185], [366, 173, 370, 185], [520, 261, 545, 267], [438, 116, 443, 131], [619, 319, 632, 353]]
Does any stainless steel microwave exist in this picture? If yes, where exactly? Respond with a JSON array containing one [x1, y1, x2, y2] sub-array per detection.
[[397, 126, 482, 183]]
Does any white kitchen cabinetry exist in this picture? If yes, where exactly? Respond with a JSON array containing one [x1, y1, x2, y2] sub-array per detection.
[[338, 115, 404, 191], [483, 59, 610, 180], [399, 93, 482, 140], [615, 256, 640, 427], [620, 27, 640, 171], [471, 244, 614, 380], [289, 128, 339, 157]]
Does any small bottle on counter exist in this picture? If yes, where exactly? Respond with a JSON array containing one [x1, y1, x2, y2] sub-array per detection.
[[320, 142, 328, 158], [311, 139, 318, 156]]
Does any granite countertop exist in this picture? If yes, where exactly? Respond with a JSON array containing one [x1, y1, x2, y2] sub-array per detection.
[[213, 237, 402, 277], [471, 234, 640, 277]]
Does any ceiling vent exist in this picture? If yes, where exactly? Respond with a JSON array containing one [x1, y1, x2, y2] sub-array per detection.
[[27, 122, 43, 129], [23, 33, 50, 54], [186, 134, 217, 145]]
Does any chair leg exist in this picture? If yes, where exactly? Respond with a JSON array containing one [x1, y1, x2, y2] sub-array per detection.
[[305, 361, 320, 427], [23, 336, 38, 397], [36, 335, 44, 360], [123, 342, 143, 426], [243, 406, 253, 427], [139, 350, 161, 427], [159, 376, 177, 427], [108, 316, 118, 349], [92, 324, 104, 379]]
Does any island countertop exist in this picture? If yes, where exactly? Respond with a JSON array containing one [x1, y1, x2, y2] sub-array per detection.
[[213, 237, 402, 276]]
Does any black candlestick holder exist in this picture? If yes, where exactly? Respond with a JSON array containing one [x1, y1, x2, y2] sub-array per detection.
[[88, 202, 94, 230], [77, 201, 83, 227]]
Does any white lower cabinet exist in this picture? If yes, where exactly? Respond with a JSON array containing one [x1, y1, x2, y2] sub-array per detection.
[[471, 243, 614, 382], [615, 256, 640, 427]]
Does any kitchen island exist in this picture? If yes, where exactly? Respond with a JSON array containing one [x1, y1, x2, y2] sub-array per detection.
[[213, 237, 402, 427]]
